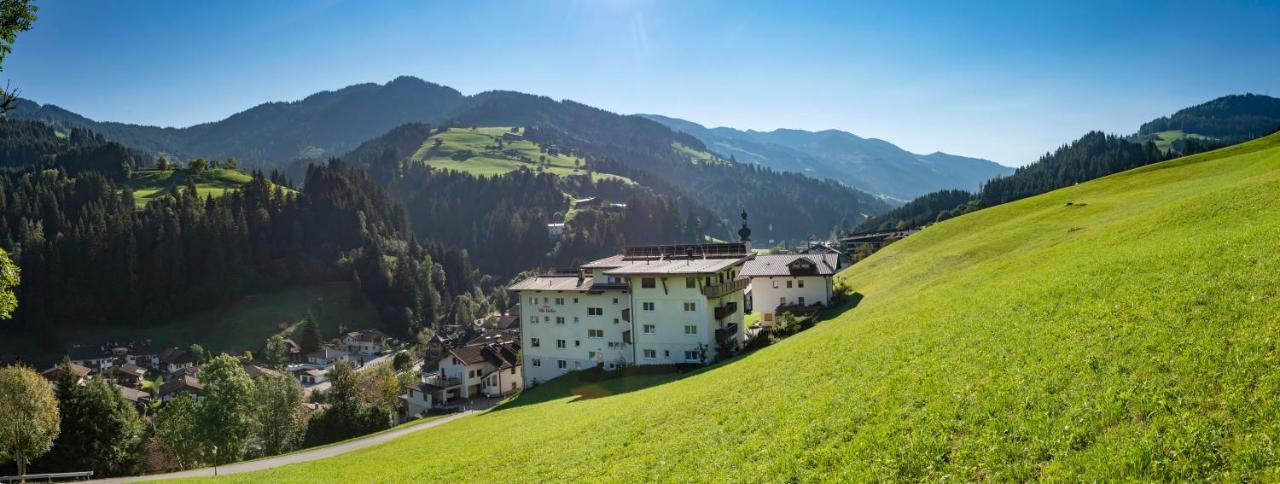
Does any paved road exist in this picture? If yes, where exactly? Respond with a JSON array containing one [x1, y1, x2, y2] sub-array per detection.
[[92, 399, 499, 483]]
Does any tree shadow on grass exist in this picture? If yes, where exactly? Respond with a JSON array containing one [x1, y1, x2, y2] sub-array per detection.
[[491, 369, 701, 412]]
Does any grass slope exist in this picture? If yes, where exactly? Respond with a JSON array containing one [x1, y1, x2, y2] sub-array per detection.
[[203, 133, 1280, 481], [1146, 129, 1215, 152], [125, 168, 291, 208], [409, 127, 631, 183]]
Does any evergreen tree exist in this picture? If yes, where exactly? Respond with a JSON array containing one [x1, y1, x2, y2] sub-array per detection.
[[298, 315, 322, 355]]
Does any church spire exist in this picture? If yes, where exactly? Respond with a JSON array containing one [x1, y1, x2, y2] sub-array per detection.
[[738, 210, 752, 251]]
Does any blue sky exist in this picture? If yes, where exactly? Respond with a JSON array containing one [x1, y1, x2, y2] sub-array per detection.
[[7, 0, 1280, 166]]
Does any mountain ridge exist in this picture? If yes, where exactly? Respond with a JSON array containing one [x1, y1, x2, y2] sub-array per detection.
[[638, 113, 1013, 201]]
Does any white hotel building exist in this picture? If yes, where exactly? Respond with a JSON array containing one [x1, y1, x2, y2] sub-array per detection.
[[510, 243, 753, 386]]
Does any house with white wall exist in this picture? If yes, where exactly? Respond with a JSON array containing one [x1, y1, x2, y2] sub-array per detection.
[[741, 253, 839, 324], [510, 242, 753, 387], [425, 340, 522, 404]]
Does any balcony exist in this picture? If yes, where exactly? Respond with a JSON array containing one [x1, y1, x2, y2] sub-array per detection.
[[715, 323, 739, 344], [701, 277, 748, 299], [423, 371, 461, 389], [714, 302, 738, 321]]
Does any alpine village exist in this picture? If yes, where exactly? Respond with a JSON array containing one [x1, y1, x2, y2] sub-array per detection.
[[2, 1, 1280, 482]]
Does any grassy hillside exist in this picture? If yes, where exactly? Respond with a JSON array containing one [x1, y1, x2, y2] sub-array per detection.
[[125, 168, 267, 208], [409, 127, 631, 183], [202, 133, 1280, 481], [1144, 129, 1216, 152]]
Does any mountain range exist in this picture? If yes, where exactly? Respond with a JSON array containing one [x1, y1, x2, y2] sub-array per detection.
[[639, 114, 1013, 201], [12, 76, 1014, 205]]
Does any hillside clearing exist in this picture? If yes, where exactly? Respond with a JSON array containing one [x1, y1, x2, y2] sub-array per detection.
[[124, 169, 291, 208], [409, 127, 632, 183], [200, 133, 1280, 481]]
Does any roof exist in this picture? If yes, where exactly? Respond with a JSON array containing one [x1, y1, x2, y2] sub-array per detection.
[[602, 256, 749, 276], [116, 384, 150, 402], [740, 253, 840, 277], [581, 254, 627, 269], [302, 369, 326, 377], [158, 347, 191, 365], [42, 363, 92, 379], [159, 375, 204, 396], [344, 329, 389, 343], [509, 274, 596, 292], [113, 363, 148, 378], [242, 363, 282, 379], [445, 341, 521, 370]]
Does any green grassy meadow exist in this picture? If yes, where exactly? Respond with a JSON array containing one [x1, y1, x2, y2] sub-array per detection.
[[409, 127, 632, 183], [200, 133, 1280, 480], [125, 168, 291, 208], [1148, 129, 1215, 152]]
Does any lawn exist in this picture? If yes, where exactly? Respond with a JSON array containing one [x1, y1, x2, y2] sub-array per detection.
[[125, 168, 294, 208], [201, 133, 1280, 480], [1148, 129, 1216, 152], [409, 127, 633, 184], [35, 283, 377, 365]]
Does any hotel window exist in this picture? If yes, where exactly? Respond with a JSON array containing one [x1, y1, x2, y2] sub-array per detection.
[[641, 278, 656, 288], [574, 317, 580, 323], [556, 339, 566, 349], [530, 316, 538, 325], [643, 324, 656, 334], [530, 297, 536, 305], [685, 277, 696, 288], [531, 338, 541, 347], [575, 340, 581, 347], [543, 316, 551, 323], [558, 360, 567, 369], [612, 298, 619, 304], [786, 281, 793, 288], [642, 302, 655, 311], [684, 325, 697, 335], [613, 318, 620, 324], [798, 280, 805, 288], [532, 358, 541, 367], [575, 361, 582, 369], [573, 298, 579, 304], [556, 317, 566, 325], [543, 297, 548, 304], [588, 329, 604, 338], [642, 349, 656, 359], [772, 280, 778, 288], [588, 351, 597, 359], [779, 297, 786, 305], [555, 297, 565, 305], [799, 297, 806, 305], [683, 302, 696, 312], [684, 350, 700, 361], [588, 307, 603, 316]]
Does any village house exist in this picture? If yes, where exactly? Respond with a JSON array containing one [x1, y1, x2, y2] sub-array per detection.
[[109, 362, 149, 388], [342, 329, 389, 362], [158, 374, 204, 403], [401, 382, 435, 421], [510, 241, 753, 386], [297, 368, 328, 385], [241, 362, 281, 380], [157, 347, 194, 374], [421, 340, 522, 405], [306, 346, 353, 367], [547, 222, 565, 238], [741, 253, 839, 324], [40, 362, 92, 390], [115, 384, 152, 413]]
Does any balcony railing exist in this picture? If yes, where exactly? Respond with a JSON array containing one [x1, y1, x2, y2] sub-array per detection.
[[423, 372, 461, 388], [714, 302, 738, 320], [701, 277, 748, 299], [715, 323, 739, 343]]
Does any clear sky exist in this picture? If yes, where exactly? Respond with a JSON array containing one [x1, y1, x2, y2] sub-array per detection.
[[7, 0, 1280, 166]]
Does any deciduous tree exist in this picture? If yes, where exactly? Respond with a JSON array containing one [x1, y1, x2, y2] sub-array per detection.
[[0, 366, 59, 477], [198, 354, 257, 464]]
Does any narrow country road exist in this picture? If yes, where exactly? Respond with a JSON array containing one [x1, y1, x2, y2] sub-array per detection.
[[91, 399, 498, 483]]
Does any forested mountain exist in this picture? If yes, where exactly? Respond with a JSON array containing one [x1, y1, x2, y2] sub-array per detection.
[[1138, 93, 1280, 147], [14, 78, 890, 245], [11, 76, 466, 165], [0, 120, 487, 361], [639, 114, 1013, 201]]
